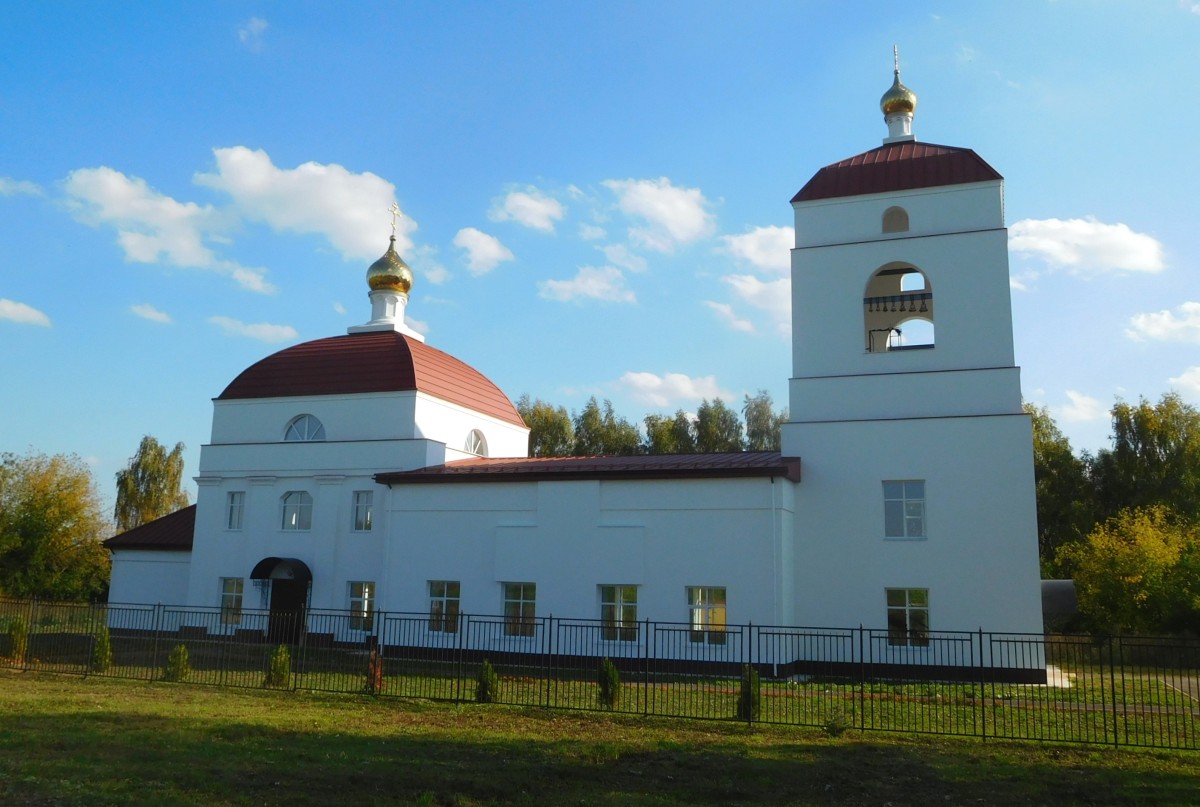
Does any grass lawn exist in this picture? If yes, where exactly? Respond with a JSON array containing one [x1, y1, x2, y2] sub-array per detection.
[[1, 670, 1199, 806]]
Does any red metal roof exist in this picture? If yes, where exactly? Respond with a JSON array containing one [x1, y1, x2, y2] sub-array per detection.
[[104, 505, 195, 551], [377, 451, 801, 485], [217, 331, 525, 427], [792, 141, 1001, 203]]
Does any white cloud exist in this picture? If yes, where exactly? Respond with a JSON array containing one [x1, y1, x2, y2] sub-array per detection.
[[1126, 301, 1200, 343], [1058, 390, 1108, 423], [406, 316, 430, 335], [617, 371, 729, 408], [721, 225, 793, 275], [453, 227, 514, 275], [237, 17, 268, 51], [131, 303, 171, 323], [196, 147, 408, 261], [538, 266, 635, 303], [0, 298, 51, 327], [1187, 2, 1200, 15], [332, 302, 347, 315], [423, 263, 451, 285], [208, 315, 297, 343], [723, 274, 790, 337], [1170, 367, 1200, 397], [579, 223, 606, 241], [704, 301, 754, 334], [603, 177, 715, 252], [600, 243, 647, 272], [64, 166, 273, 293], [0, 177, 42, 196], [489, 188, 564, 232], [1009, 217, 1164, 274]]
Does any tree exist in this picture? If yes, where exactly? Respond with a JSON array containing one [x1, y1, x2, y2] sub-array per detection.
[[743, 390, 787, 452], [644, 410, 697, 454], [516, 395, 575, 457], [114, 436, 189, 532], [1089, 393, 1200, 522], [0, 451, 111, 600], [1058, 505, 1200, 635], [572, 398, 642, 456], [696, 399, 744, 453], [1024, 403, 1095, 574]]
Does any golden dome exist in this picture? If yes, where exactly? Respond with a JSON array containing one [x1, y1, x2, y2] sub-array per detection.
[[880, 70, 917, 116], [366, 236, 413, 293]]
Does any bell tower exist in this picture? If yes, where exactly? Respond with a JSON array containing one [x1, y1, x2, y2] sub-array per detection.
[[781, 58, 1043, 639]]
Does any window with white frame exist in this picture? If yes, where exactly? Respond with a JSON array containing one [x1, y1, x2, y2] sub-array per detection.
[[352, 490, 373, 532], [225, 491, 245, 531], [687, 586, 727, 645], [280, 491, 313, 531], [220, 577, 244, 625], [284, 414, 326, 442], [349, 581, 375, 631], [886, 588, 929, 647], [464, 429, 488, 457], [428, 580, 460, 633], [883, 480, 925, 538], [600, 585, 638, 642], [503, 582, 536, 638]]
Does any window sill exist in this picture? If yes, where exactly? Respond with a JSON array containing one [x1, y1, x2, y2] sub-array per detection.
[[883, 536, 927, 542]]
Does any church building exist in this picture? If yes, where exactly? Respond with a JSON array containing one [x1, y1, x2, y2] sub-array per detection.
[[107, 67, 1044, 668]]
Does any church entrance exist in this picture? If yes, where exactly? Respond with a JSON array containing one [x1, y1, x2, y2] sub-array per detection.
[[249, 557, 312, 645]]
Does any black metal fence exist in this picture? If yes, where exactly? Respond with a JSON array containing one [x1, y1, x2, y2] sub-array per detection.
[[1, 598, 1197, 750]]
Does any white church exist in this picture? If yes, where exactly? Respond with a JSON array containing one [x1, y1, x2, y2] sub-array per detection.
[[107, 67, 1045, 672]]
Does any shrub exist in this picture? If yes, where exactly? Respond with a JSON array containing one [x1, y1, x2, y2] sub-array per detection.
[[264, 644, 291, 688], [9, 616, 28, 665], [475, 658, 499, 703], [365, 644, 383, 695], [162, 643, 190, 682], [90, 624, 113, 673], [597, 657, 620, 710], [736, 664, 760, 722], [822, 708, 853, 737]]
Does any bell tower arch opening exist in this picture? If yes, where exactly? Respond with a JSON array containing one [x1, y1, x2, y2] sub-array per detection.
[[863, 263, 934, 352]]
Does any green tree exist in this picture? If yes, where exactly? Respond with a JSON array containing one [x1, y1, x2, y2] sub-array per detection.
[[643, 410, 697, 454], [572, 398, 641, 456], [0, 451, 111, 600], [1089, 393, 1200, 522], [1024, 403, 1096, 574], [696, 399, 744, 453], [515, 395, 575, 457], [114, 436, 189, 532], [1058, 505, 1200, 635], [743, 390, 787, 452]]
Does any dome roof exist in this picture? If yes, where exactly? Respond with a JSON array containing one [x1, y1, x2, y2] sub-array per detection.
[[216, 330, 525, 427], [366, 235, 413, 293], [791, 141, 1001, 203], [880, 71, 917, 116]]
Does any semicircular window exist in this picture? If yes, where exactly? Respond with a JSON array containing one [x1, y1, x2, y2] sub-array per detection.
[[284, 414, 326, 442], [465, 429, 488, 457]]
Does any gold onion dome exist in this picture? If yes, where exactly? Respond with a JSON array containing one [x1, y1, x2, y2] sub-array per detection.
[[880, 70, 917, 116], [366, 235, 413, 293]]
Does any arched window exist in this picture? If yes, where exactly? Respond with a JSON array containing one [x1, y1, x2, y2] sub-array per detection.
[[465, 429, 488, 457], [284, 414, 326, 442], [863, 264, 934, 352], [882, 206, 909, 233], [280, 491, 313, 531]]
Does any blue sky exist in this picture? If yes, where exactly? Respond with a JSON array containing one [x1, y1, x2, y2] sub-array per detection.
[[2, 2, 1198, 510]]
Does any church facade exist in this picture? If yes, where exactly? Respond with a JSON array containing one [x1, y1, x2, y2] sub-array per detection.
[[107, 69, 1044, 669]]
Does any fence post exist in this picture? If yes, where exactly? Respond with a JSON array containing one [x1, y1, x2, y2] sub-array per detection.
[[1109, 636, 1121, 749], [455, 613, 466, 704], [978, 628, 987, 743], [151, 603, 163, 681], [857, 625, 865, 732], [642, 618, 650, 717], [23, 597, 37, 672], [544, 615, 553, 709]]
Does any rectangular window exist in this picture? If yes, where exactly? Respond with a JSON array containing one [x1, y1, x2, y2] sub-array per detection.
[[886, 588, 930, 647], [600, 585, 638, 642], [281, 491, 312, 531], [883, 480, 925, 538], [225, 491, 245, 531], [352, 490, 374, 532], [220, 577, 244, 625], [349, 581, 375, 631], [428, 580, 461, 633], [503, 582, 536, 638], [687, 586, 727, 645]]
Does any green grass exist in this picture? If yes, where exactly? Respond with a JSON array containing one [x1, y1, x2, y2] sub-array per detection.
[[2, 671, 1200, 806]]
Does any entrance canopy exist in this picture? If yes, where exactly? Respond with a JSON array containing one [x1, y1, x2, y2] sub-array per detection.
[[249, 557, 313, 583]]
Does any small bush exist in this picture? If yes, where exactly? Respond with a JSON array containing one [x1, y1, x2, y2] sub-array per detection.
[[365, 645, 383, 695], [9, 616, 29, 665], [90, 624, 113, 673], [264, 644, 291, 688], [162, 643, 190, 682], [475, 659, 499, 703], [597, 657, 620, 710], [736, 664, 760, 722], [822, 708, 854, 737]]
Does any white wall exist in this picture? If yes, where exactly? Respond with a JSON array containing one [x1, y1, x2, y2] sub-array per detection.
[[108, 550, 191, 605]]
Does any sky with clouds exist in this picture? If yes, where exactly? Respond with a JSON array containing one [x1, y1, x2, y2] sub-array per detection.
[[2, 2, 1198, 508]]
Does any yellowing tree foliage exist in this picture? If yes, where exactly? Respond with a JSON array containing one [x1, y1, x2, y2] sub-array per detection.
[[114, 436, 189, 532]]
